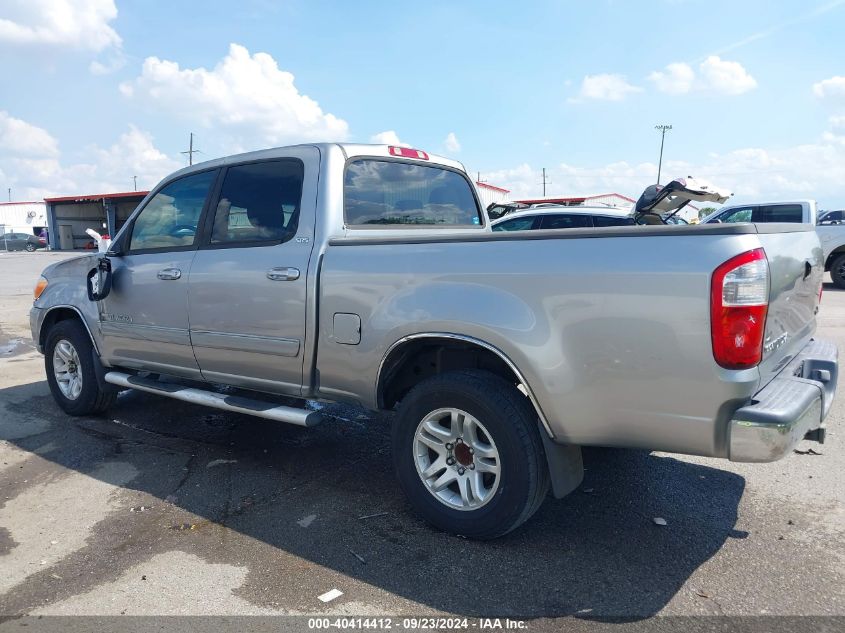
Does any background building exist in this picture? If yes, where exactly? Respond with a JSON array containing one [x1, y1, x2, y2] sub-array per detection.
[[0, 201, 48, 236], [475, 181, 511, 208], [44, 191, 148, 250]]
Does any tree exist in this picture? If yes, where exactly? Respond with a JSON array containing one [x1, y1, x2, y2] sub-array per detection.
[[698, 206, 717, 219]]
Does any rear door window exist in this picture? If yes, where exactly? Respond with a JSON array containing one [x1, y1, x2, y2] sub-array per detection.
[[539, 214, 593, 229], [492, 216, 538, 231], [754, 204, 804, 223], [209, 160, 304, 245], [718, 207, 754, 223], [344, 159, 482, 227], [593, 215, 635, 227]]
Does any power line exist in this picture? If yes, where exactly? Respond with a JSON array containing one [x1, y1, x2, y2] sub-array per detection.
[[181, 132, 201, 166], [655, 124, 672, 185], [540, 167, 551, 197]]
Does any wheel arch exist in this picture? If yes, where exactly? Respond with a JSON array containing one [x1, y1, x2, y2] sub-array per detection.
[[377, 333, 554, 438], [825, 246, 845, 271], [39, 306, 100, 355]]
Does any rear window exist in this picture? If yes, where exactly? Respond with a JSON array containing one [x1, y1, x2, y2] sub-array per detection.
[[756, 204, 803, 223], [492, 216, 537, 231], [593, 215, 635, 227], [344, 159, 482, 227], [539, 214, 592, 229]]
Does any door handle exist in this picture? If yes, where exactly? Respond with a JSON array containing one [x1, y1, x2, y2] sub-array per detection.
[[157, 268, 182, 281], [267, 267, 300, 281]]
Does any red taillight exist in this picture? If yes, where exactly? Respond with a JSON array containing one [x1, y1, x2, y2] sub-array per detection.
[[710, 248, 769, 369], [388, 146, 429, 160]]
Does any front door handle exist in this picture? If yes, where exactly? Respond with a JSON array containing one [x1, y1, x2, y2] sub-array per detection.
[[157, 268, 182, 281], [267, 267, 300, 281]]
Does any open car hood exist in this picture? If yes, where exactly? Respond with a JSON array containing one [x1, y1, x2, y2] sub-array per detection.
[[633, 177, 732, 218]]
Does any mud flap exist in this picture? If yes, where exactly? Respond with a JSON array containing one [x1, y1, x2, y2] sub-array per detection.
[[539, 425, 584, 498]]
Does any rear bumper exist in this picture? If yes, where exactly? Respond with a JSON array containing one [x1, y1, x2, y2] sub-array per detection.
[[729, 338, 838, 462]]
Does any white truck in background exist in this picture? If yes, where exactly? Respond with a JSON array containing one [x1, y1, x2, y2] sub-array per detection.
[[702, 200, 845, 288]]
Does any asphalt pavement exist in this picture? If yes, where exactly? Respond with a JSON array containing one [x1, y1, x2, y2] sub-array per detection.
[[0, 250, 843, 626]]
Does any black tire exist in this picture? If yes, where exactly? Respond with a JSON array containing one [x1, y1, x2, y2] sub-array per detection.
[[831, 253, 845, 290], [25, 243, 35, 252], [45, 319, 116, 416], [392, 369, 550, 539]]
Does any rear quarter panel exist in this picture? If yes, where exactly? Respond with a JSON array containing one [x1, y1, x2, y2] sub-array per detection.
[[316, 229, 765, 458]]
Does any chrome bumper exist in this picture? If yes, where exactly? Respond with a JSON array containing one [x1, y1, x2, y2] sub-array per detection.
[[729, 338, 838, 463]]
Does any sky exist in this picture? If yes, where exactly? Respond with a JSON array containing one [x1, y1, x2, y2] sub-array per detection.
[[1, 0, 845, 208]]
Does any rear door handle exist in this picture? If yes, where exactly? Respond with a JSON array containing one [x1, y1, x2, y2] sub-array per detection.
[[267, 267, 300, 281], [157, 268, 182, 280]]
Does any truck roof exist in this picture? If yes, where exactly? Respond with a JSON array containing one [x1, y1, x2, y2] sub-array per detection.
[[164, 143, 467, 183]]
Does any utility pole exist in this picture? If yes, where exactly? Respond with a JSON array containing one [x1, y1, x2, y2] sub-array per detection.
[[132, 175, 137, 191], [7, 188, 10, 202], [181, 132, 200, 166], [540, 168, 551, 197], [654, 124, 672, 185]]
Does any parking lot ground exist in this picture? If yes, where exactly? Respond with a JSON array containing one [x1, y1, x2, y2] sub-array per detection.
[[0, 251, 843, 626]]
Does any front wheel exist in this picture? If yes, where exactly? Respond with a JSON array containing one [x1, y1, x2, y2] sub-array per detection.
[[45, 320, 116, 416], [392, 370, 549, 539], [831, 253, 845, 290]]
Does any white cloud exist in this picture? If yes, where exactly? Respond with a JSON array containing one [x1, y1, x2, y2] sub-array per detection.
[[480, 120, 845, 208], [571, 74, 642, 102], [120, 43, 349, 150], [699, 56, 757, 95], [649, 56, 756, 95], [444, 132, 461, 153], [89, 52, 126, 75], [369, 130, 409, 146], [0, 111, 59, 158], [813, 75, 845, 100], [0, 0, 120, 52], [0, 114, 179, 200], [648, 63, 696, 95]]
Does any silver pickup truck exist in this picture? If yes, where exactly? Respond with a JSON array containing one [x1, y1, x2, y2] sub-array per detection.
[[30, 143, 838, 539]]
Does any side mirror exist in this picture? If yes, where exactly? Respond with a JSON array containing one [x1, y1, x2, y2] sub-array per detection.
[[87, 257, 113, 301]]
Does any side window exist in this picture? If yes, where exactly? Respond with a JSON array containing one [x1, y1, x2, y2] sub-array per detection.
[[756, 204, 803, 223], [719, 207, 754, 223], [594, 215, 635, 227], [129, 170, 216, 252], [210, 160, 304, 245], [344, 159, 482, 226], [492, 216, 537, 231], [539, 214, 592, 229]]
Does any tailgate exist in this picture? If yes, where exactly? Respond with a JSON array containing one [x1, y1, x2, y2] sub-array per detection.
[[756, 226, 824, 387]]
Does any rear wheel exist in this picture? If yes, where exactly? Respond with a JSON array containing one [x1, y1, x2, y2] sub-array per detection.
[[25, 243, 35, 252], [45, 320, 116, 416], [392, 370, 549, 539], [831, 253, 845, 290]]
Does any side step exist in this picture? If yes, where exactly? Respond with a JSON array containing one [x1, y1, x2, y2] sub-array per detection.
[[104, 371, 323, 427]]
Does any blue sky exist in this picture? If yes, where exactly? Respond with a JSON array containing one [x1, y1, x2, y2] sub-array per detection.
[[1, 0, 844, 207]]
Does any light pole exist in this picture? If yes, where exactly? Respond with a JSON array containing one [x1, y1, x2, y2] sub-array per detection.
[[655, 124, 672, 185]]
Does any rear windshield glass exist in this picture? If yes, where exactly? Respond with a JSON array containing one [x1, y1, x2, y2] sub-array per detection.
[[757, 204, 803, 223], [344, 159, 482, 226]]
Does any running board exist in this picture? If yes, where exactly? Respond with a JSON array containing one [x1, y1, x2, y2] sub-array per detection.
[[104, 371, 322, 427]]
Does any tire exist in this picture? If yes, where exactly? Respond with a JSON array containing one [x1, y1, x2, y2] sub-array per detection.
[[392, 369, 550, 539], [831, 253, 845, 290], [25, 243, 35, 252], [45, 319, 116, 416]]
